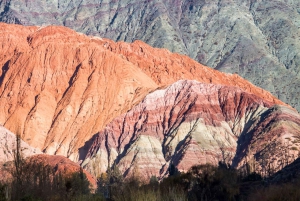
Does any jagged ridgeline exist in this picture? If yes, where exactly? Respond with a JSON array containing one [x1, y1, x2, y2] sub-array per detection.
[[0, 0, 299, 111]]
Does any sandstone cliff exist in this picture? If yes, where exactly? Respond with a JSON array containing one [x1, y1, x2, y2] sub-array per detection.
[[1, 0, 299, 111], [0, 23, 287, 162], [81, 80, 300, 178]]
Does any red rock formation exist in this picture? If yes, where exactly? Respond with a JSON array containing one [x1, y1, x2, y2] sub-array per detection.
[[100, 39, 287, 106], [0, 23, 288, 163], [29, 154, 96, 188], [0, 23, 157, 160], [81, 80, 300, 179], [0, 154, 96, 189], [233, 105, 300, 176]]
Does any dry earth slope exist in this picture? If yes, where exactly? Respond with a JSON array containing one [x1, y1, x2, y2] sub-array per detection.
[[0, 23, 292, 167], [0, 0, 299, 110], [0, 23, 157, 160]]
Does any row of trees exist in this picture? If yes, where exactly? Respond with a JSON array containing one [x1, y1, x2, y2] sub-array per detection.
[[0, 135, 100, 201], [1, 134, 300, 200]]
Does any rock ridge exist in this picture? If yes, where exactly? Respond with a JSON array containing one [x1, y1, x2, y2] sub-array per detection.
[[81, 80, 300, 178], [0, 23, 290, 164]]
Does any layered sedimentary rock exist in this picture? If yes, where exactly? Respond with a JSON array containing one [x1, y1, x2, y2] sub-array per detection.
[[0, 23, 286, 162], [1, 0, 299, 110], [81, 80, 300, 179], [0, 23, 157, 160], [0, 125, 41, 163], [233, 105, 300, 175]]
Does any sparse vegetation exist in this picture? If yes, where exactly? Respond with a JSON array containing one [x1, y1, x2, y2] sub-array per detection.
[[0, 135, 104, 201], [2, 135, 300, 200], [3, 158, 300, 201]]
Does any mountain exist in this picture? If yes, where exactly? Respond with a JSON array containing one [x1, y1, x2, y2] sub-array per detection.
[[81, 80, 300, 179], [0, 23, 157, 160], [0, 23, 286, 162], [0, 0, 299, 111]]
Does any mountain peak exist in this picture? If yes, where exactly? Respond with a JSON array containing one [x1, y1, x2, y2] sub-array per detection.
[[0, 23, 289, 162]]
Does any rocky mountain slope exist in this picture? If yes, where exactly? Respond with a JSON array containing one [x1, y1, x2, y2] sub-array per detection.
[[81, 80, 300, 179], [0, 23, 286, 162], [0, 23, 157, 160], [0, 0, 299, 111]]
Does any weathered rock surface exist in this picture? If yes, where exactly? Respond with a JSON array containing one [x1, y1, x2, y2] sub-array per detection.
[[0, 23, 286, 162], [1, 0, 299, 110], [269, 157, 300, 184], [81, 80, 300, 179], [233, 105, 300, 176], [101, 39, 286, 107], [0, 23, 157, 160], [0, 125, 41, 163]]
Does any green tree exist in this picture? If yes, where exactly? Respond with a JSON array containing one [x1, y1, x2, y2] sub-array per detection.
[[188, 164, 239, 201], [65, 168, 91, 198], [0, 183, 8, 201]]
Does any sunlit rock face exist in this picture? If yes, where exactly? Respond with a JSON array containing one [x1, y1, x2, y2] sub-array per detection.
[[82, 80, 300, 178], [0, 23, 157, 160], [0, 23, 285, 162], [1, 0, 299, 111]]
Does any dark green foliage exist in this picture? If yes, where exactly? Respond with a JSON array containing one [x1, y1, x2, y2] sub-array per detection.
[[2, 134, 299, 200], [97, 165, 124, 199], [65, 168, 91, 198], [242, 172, 262, 182], [247, 176, 300, 201], [1, 134, 103, 201], [161, 164, 239, 201], [4, 158, 300, 201], [0, 183, 8, 201], [8, 159, 95, 201], [94, 162, 300, 201], [187, 164, 239, 201], [20, 195, 42, 201], [149, 175, 159, 187]]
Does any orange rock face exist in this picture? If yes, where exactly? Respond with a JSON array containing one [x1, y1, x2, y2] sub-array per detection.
[[0, 23, 157, 160], [100, 39, 287, 106], [0, 23, 287, 162]]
